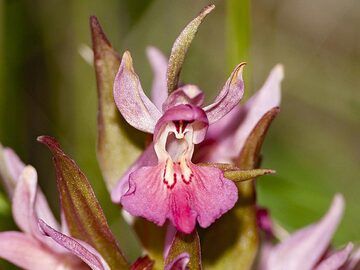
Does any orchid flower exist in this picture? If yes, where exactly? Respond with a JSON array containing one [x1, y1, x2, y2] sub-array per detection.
[[258, 194, 359, 270], [0, 146, 110, 270], [111, 47, 245, 234]]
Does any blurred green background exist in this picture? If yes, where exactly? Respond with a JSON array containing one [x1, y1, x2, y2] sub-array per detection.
[[0, 0, 359, 267]]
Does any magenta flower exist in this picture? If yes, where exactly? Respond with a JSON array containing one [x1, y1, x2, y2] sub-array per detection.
[[111, 50, 245, 234], [0, 147, 110, 270], [258, 194, 359, 270]]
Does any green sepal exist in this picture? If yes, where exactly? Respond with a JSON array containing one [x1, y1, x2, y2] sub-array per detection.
[[166, 5, 215, 93], [90, 16, 145, 191], [38, 135, 129, 270], [165, 230, 201, 270]]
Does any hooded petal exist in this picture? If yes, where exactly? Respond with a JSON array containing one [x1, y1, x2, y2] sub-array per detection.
[[162, 85, 205, 111], [39, 219, 110, 270], [147, 46, 168, 109], [203, 63, 245, 124], [0, 231, 65, 270], [154, 104, 209, 144], [114, 51, 161, 133], [315, 243, 353, 270], [121, 162, 237, 234], [111, 142, 158, 202], [164, 253, 190, 270], [199, 64, 283, 162], [264, 194, 345, 270]]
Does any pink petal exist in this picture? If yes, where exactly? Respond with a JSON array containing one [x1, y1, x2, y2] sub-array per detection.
[[154, 104, 209, 144], [265, 194, 345, 270], [162, 84, 205, 111], [147, 46, 168, 110], [12, 166, 62, 250], [0, 146, 25, 197], [342, 247, 360, 270], [164, 253, 190, 270], [114, 51, 161, 133], [111, 142, 158, 202], [199, 64, 283, 163], [0, 231, 64, 270], [315, 243, 353, 270], [39, 219, 110, 270], [3, 147, 25, 183], [12, 166, 43, 235], [121, 162, 238, 234], [164, 224, 177, 259], [203, 63, 245, 124]]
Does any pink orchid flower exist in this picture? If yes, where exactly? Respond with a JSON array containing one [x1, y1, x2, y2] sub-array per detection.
[[258, 194, 359, 270], [0, 147, 109, 270], [111, 48, 245, 234]]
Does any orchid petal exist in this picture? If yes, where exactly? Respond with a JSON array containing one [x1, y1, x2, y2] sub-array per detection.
[[114, 51, 161, 133], [198, 65, 283, 163], [162, 85, 205, 111], [121, 162, 237, 234], [230, 64, 283, 154], [12, 166, 62, 251], [315, 243, 353, 270], [203, 63, 245, 124], [39, 219, 110, 270], [147, 46, 168, 109], [154, 104, 208, 144], [111, 142, 157, 202], [0, 145, 25, 197], [12, 166, 43, 236], [266, 194, 345, 270], [167, 5, 215, 92], [0, 231, 63, 270]]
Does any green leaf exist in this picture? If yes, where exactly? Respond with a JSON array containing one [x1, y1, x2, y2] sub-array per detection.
[[167, 5, 215, 93], [90, 16, 145, 191], [38, 135, 129, 270], [165, 230, 201, 270], [201, 108, 279, 270]]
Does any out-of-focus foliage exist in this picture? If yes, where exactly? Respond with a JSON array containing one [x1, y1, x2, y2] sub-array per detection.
[[0, 0, 358, 267]]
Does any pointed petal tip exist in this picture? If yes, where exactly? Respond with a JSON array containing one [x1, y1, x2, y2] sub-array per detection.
[[37, 135, 61, 150], [231, 62, 246, 83], [121, 51, 134, 70], [273, 64, 285, 80], [332, 193, 345, 213], [201, 4, 216, 16]]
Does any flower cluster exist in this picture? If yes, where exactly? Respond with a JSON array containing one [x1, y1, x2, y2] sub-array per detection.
[[0, 4, 358, 270]]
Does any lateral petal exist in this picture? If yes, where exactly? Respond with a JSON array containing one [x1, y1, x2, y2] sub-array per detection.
[[114, 51, 161, 133], [203, 63, 245, 124], [199, 64, 283, 162]]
